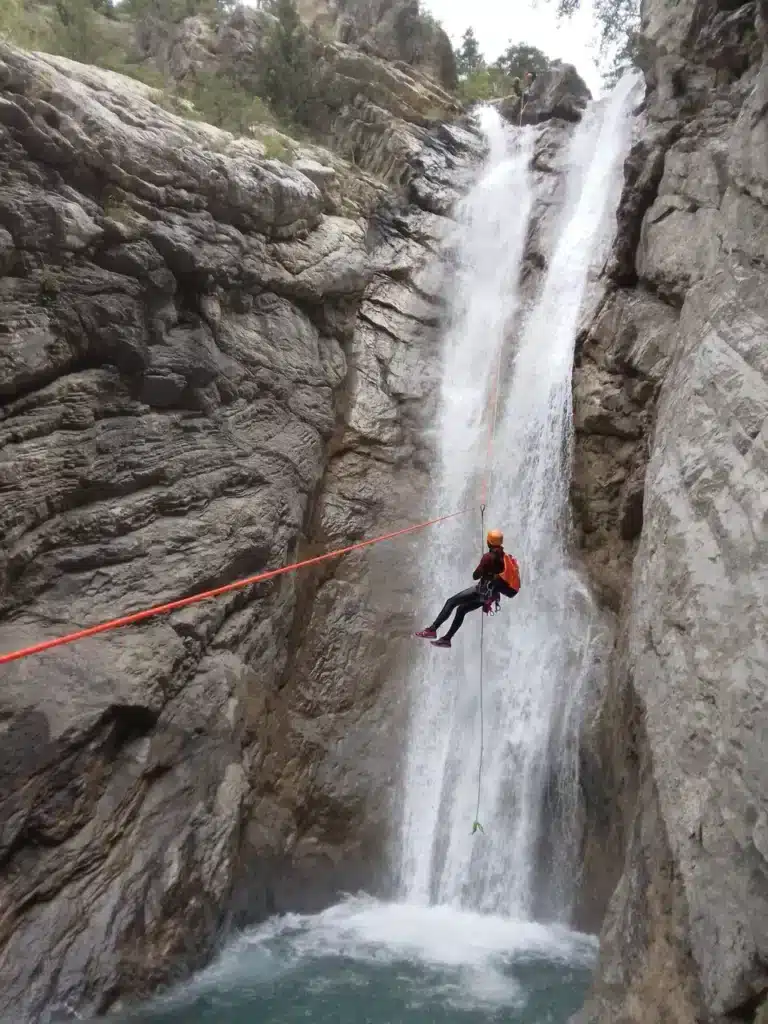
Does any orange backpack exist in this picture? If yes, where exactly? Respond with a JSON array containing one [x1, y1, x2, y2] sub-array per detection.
[[499, 553, 520, 591]]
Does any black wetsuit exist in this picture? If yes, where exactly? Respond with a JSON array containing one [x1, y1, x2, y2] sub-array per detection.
[[430, 548, 517, 640]]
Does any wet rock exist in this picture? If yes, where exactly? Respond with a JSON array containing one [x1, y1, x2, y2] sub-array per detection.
[[298, 0, 458, 91], [137, 5, 461, 189], [627, 260, 768, 1017], [498, 61, 592, 127], [0, 39, 479, 1022], [573, 0, 768, 1016], [728, 60, 768, 205]]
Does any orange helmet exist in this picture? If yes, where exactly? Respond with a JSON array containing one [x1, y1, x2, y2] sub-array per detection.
[[486, 529, 503, 547]]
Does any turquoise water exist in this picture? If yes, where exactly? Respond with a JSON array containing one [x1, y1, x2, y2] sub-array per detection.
[[113, 898, 596, 1024]]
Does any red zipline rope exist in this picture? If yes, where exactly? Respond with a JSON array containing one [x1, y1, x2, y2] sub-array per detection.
[[0, 508, 469, 665], [1, 297, 508, 666]]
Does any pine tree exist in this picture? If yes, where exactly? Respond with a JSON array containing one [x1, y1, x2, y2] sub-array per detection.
[[260, 0, 315, 126], [455, 26, 483, 78], [492, 43, 550, 80], [53, 0, 99, 62]]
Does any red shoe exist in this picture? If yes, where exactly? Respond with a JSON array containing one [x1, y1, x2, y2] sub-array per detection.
[[431, 637, 452, 648], [415, 628, 437, 639]]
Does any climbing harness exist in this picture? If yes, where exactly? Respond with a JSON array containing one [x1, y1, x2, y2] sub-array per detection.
[[478, 577, 500, 617]]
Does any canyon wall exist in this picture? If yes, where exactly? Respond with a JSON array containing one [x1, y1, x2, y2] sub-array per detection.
[[572, 0, 768, 1020], [7, 2, 765, 1018], [0, 40, 481, 1020]]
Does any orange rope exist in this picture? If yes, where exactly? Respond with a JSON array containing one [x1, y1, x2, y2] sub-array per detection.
[[1, 311, 509, 665], [0, 508, 469, 665]]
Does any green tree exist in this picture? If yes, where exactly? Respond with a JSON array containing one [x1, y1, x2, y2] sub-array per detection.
[[0, 0, 22, 39], [493, 42, 550, 79], [53, 0, 101, 62], [457, 65, 509, 102], [602, 26, 641, 86], [123, 0, 226, 24], [456, 39, 550, 104], [182, 70, 275, 134], [259, 0, 316, 127], [554, 0, 640, 83], [455, 26, 484, 78]]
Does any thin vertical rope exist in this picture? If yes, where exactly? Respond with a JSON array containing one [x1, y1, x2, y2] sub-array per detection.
[[473, 504, 486, 835]]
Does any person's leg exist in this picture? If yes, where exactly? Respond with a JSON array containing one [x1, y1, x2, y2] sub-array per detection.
[[431, 587, 478, 631], [443, 592, 484, 640], [416, 587, 481, 639]]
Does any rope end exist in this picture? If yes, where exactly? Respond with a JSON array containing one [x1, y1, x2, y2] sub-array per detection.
[[471, 820, 485, 835]]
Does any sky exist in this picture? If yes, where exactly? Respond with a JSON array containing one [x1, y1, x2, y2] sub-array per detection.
[[423, 0, 604, 97]]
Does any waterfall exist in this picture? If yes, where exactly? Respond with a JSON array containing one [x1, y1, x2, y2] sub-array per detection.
[[397, 108, 535, 905], [398, 75, 641, 920]]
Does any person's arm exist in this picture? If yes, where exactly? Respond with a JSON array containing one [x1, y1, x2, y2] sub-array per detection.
[[472, 553, 494, 580]]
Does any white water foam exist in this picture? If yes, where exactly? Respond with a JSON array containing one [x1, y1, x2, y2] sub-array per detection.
[[399, 74, 642, 920], [100, 79, 641, 1024], [132, 897, 597, 1018], [397, 107, 536, 906]]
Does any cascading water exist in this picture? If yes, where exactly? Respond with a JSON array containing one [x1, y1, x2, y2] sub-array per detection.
[[397, 108, 536, 905], [399, 74, 641, 920], [97, 77, 642, 1024]]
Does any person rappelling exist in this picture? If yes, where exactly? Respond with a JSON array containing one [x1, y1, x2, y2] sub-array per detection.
[[414, 529, 520, 649], [511, 70, 537, 102]]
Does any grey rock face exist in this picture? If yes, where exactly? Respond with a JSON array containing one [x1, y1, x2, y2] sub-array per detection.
[[0, 42, 481, 1022], [498, 61, 592, 128], [297, 0, 458, 91], [630, 260, 768, 1017], [572, 287, 677, 611], [572, 0, 768, 1019], [137, 4, 462, 188]]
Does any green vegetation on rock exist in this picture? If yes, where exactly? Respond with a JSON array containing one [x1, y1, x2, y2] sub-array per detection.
[[180, 70, 278, 135], [0, 0, 455, 146], [0, 0, 21, 39], [555, 0, 640, 84], [454, 32, 552, 103], [121, 0, 229, 23], [0, 0, 312, 145], [257, 0, 317, 128]]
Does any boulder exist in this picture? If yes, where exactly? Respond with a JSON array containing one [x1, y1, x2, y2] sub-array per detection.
[[498, 60, 592, 127]]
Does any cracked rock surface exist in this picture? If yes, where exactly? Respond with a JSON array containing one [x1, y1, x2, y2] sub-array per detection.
[[571, 0, 768, 1020], [0, 43, 482, 1022]]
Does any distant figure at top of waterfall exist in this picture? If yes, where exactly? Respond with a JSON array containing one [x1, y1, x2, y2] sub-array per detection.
[[414, 530, 520, 649]]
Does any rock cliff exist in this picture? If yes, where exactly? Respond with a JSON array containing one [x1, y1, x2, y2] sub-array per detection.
[[136, 3, 461, 185], [296, 0, 458, 91], [498, 60, 592, 126], [572, 0, 768, 1020], [6, 0, 765, 1017], [0, 41, 481, 1021]]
